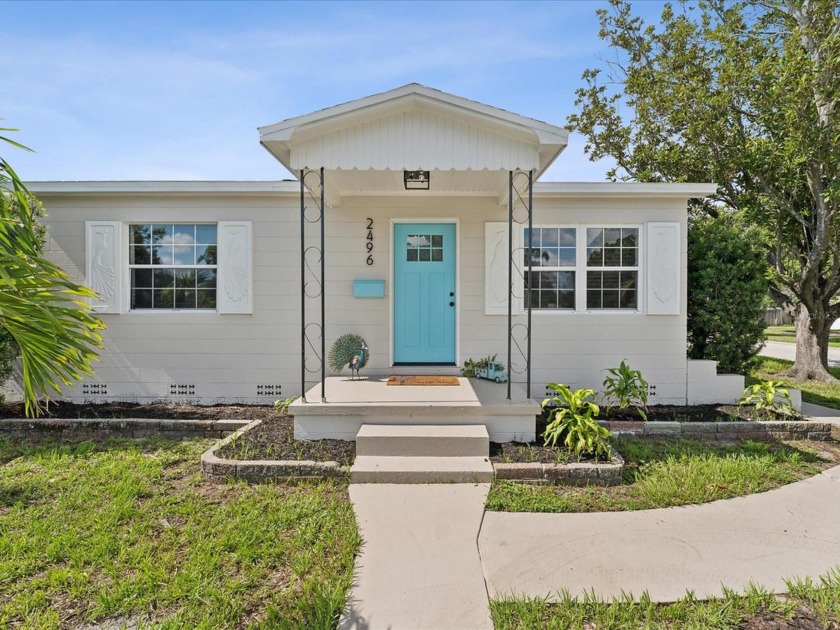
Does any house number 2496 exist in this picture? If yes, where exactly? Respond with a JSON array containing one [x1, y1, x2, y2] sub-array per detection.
[[365, 217, 374, 265]]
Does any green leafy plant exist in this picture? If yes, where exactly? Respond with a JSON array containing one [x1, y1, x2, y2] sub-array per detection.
[[542, 383, 611, 459], [0, 125, 105, 416], [602, 359, 649, 420], [738, 381, 798, 419], [461, 354, 503, 378], [273, 396, 297, 416]]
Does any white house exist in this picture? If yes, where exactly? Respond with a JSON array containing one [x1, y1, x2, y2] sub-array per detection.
[[27, 84, 742, 440]]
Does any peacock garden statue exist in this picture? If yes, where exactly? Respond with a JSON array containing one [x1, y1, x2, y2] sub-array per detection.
[[329, 333, 369, 380]]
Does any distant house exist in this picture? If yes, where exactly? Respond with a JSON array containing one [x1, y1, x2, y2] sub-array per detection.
[[28, 84, 741, 435]]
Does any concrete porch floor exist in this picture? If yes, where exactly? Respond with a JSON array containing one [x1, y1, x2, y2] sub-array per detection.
[[290, 376, 540, 442]]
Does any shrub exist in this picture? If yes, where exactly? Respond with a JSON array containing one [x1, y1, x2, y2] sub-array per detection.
[[738, 381, 798, 419], [602, 359, 649, 420], [542, 383, 611, 459], [687, 217, 767, 374]]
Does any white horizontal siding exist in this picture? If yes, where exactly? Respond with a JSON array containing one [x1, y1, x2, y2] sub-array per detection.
[[37, 190, 691, 404]]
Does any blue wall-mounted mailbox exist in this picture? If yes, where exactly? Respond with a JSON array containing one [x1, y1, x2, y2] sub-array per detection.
[[353, 279, 385, 298]]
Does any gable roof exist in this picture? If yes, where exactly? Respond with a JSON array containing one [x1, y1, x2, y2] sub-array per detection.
[[258, 83, 569, 180]]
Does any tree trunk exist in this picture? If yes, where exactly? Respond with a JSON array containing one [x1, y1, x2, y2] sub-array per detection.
[[781, 306, 838, 382]]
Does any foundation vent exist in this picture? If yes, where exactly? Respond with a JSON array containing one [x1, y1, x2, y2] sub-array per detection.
[[256, 384, 283, 397], [82, 383, 109, 396], [170, 384, 196, 396]]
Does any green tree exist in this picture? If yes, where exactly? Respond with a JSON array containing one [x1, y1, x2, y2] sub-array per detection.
[[0, 125, 105, 415], [687, 217, 768, 374], [568, 0, 840, 382]]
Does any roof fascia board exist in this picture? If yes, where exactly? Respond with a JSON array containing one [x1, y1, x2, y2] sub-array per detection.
[[533, 182, 718, 197], [27, 181, 301, 195], [259, 84, 568, 145]]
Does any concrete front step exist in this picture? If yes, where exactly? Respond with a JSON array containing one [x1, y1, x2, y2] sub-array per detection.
[[351, 455, 494, 483], [356, 424, 489, 457]]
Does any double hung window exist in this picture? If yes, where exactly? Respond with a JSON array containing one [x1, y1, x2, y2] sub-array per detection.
[[129, 224, 218, 310], [585, 227, 639, 310], [524, 227, 576, 309], [523, 225, 640, 312]]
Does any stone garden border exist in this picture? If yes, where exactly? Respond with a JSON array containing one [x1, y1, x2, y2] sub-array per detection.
[[0, 417, 248, 441], [200, 419, 349, 483], [494, 450, 624, 486], [598, 419, 838, 442]]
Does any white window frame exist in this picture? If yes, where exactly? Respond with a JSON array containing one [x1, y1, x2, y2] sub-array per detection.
[[584, 225, 642, 313], [522, 223, 644, 314], [127, 222, 219, 312], [524, 225, 578, 311]]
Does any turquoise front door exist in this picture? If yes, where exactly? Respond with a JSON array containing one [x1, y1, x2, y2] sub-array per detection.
[[394, 223, 456, 364]]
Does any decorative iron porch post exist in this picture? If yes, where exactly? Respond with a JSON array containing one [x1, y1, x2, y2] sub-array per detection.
[[300, 167, 326, 402], [507, 169, 534, 400]]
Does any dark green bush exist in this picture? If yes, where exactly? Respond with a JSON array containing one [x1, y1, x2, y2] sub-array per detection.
[[687, 217, 767, 374]]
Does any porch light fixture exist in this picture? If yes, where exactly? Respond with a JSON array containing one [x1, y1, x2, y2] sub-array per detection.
[[404, 170, 430, 190]]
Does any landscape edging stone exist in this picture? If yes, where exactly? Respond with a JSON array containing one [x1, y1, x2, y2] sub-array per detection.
[[0, 417, 248, 440], [493, 450, 624, 486]]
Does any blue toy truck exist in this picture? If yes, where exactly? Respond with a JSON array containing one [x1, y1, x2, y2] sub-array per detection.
[[476, 361, 509, 383]]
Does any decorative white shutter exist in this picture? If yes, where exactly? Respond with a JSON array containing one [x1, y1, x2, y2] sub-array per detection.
[[217, 221, 253, 314], [484, 222, 522, 315], [85, 221, 123, 313], [646, 222, 680, 315]]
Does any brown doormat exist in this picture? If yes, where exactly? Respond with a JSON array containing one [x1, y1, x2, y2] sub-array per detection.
[[386, 375, 461, 386]]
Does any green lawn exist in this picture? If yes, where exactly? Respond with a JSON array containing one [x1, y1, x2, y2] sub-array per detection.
[[765, 325, 840, 348], [755, 356, 840, 411], [486, 437, 836, 514], [0, 437, 359, 629], [492, 569, 840, 629]]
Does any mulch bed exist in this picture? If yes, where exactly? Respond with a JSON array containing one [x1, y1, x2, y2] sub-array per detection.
[[489, 404, 802, 465], [0, 401, 278, 421], [599, 404, 793, 423], [215, 417, 356, 467]]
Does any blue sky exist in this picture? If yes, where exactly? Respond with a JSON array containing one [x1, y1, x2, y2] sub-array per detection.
[[2, 1, 667, 183]]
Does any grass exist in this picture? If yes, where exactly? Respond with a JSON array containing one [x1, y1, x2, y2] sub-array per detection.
[[485, 437, 834, 514], [0, 437, 359, 629], [765, 325, 840, 348], [491, 568, 840, 629], [754, 356, 840, 411]]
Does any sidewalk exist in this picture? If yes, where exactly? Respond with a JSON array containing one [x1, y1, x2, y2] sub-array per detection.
[[761, 340, 840, 367]]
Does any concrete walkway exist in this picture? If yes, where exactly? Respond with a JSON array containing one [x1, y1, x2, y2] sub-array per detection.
[[761, 340, 840, 367], [340, 483, 493, 630], [480, 464, 840, 602]]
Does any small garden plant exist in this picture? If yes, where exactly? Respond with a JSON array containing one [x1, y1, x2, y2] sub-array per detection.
[[602, 359, 649, 420], [542, 383, 611, 459], [738, 380, 799, 419], [273, 396, 297, 415]]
